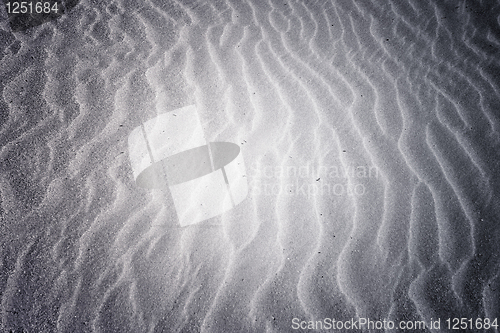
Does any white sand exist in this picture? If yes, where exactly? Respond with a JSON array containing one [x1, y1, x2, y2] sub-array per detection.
[[0, 0, 499, 331]]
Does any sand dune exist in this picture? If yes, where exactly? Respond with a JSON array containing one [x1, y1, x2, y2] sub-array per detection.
[[1, 0, 499, 332]]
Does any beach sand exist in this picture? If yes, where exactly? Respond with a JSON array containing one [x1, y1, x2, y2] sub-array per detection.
[[1, 0, 499, 331]]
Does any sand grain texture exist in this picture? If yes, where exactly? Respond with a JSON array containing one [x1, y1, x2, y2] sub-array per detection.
[[1, 0, 499, 332]]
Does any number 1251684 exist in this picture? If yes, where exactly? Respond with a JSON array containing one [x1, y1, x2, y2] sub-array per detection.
[[5, 2, 58, 14], [446, 318, 498, 330]]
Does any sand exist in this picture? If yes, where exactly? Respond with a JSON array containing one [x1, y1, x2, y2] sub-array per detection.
[[1, 0, 499, 332]]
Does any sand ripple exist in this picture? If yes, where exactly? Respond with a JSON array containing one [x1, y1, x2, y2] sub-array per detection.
[[1, 0, 499, 331]]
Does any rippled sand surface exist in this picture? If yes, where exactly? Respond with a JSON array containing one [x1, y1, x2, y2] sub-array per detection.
[[1, 0, 500, 332]]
